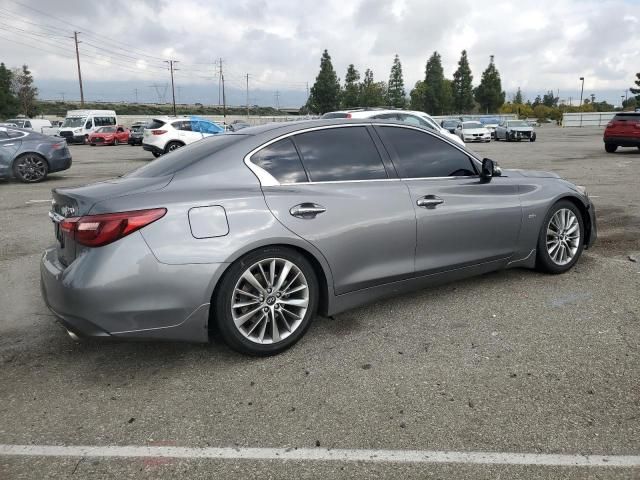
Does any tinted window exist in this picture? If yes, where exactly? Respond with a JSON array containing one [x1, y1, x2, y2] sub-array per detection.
[[127, 134, 247, 178], [24, 121, 32, 128], [613, 113, 640, 121], [294, 127, 387, 182], [252, 138, 308, 184], [320, 112, 350, 119], [147, 119, 166, 129], [399, 114, 434, 129], [379, 126, 476, 178], [172, 120, 192, 131], [373, 113, 400, 120]]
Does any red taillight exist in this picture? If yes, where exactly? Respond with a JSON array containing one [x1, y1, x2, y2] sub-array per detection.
[[52, 142, 65, 150], [151, 129, 167, 135], [60, 208, 166, 247], [346, 113, 352, 118]]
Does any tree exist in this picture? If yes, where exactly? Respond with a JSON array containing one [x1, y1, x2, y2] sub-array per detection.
[[11, 65, 38, 117], [409, 80, 426, 110], [630, 72, 640, 102], [0, 62, 18, 118], [342, 64, 360, 108], [359, 69, 386, 107], [474, 55, 505, 113], [422, 51, 446, 114], [307, 50, 341, 114], [442, 79, 454, 114], [513, 87, 523, 104], [542, 90, 558, 107], [387, 54, 406, 108], [532, 95, 542, 107], [452, 50, 474, 113]]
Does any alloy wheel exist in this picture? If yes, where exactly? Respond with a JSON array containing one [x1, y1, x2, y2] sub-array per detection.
[[15, 155, 47, 182], [231, 258, 309, 345], [546, 208, 580, 265]]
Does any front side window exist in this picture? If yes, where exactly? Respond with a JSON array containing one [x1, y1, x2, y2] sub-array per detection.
[[293, 127, 387, 182], [378, 126, 477, 178], [251, 138, 308, 184]]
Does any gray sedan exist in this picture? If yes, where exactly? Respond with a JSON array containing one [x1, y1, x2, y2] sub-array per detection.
[[41, 119, 596, 355], [495, 120, 537, 142], [0, 127, 72, 182]]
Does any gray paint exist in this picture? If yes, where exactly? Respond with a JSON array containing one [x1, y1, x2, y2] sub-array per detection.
[[0, 128, 72, 179], [40, 119, 597, 343]]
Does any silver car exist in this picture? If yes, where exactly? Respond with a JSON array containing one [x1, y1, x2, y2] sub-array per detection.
[[41, 119, 596, 355], [0, 127, 72, 182], [495, 120, 537, 142]]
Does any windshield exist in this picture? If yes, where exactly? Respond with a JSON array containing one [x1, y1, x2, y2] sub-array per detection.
[[463, 122, 483, 129], [480, 118, 499, 124], [6, 119, 25, 127], [97, 127, 116, 133], [508, 121, 528, 127], [62, 117, 86, 128]]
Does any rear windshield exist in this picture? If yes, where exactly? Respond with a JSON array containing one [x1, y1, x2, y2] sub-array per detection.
[[321, 112, 350, 119], [146, 119, 166, 129], [126, 134, 247, 178], [613, 113, 640, 121]]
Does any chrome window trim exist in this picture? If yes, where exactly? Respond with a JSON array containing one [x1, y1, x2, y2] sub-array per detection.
[[243, 122, 482, 187]]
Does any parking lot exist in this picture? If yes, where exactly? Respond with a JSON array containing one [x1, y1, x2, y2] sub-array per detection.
[[0, 126, 638, 479]]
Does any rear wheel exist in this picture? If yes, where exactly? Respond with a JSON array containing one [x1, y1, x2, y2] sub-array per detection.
[[13, 154, 49, 183], [536, 200, 584, 274], [165, 141, 184, 153], [604, 143, 617, 153], [114, 138, 119, 146], [151, 151, 162, 158], [215, 246, 318, 356]]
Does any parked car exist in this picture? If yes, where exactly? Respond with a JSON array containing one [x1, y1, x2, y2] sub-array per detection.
[[441, 119, 459, 133], [455, 121, 491, 142], [0, 122, 18, 127], [128, 123, 146, 146], [495, 120, 537, 142], [5, 118, 53, 133], [88, 126, 130, 146], [58, 110, 118, 144], [142, 116, 224, 157], [479, 117, 500, 138], [322, 109, 464, 146], [229, 120, 251, 132], [603, 112, 640, 153], [41, 119, 596, 355], [0, 126, 71, 182]]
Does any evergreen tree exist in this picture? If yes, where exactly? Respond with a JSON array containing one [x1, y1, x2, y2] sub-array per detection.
[[0, 63, 18, 118], [474, 55, 505, 113], [359, 69, 385, 107], [308, 50, 340, 114], [409, 80, 426, 110], [513, 87, 524, 104], [342, 64, 360, 108], [532, 95, 542, 107], [11, 65, 38, 117], [442, 79, 454, 114], [423, 51, 445, 115], [630, 72, 640, 101], [542, 90, 558, 107], [387, 54, 406, 108], [452, 50, 474, 113]]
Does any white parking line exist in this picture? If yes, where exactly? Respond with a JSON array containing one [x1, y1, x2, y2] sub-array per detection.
[[25, 199, 52, 204], [0, 444, 638, 467]]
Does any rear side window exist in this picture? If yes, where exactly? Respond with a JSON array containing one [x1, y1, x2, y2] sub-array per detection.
[[252, 138, 308, 184], [320, 112, 350, 119], [147, 119, 166, 129], [378, 126, 476, 178], [613, 113, 640, 121], [294, 127, 387, 182], [172, 120, 192, 131]]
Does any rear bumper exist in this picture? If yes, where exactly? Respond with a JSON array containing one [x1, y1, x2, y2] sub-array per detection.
[[142, 143, 163, 155], [603, 136, 640, 147], [48, 150, 72, 173], [40, 233, 225, 343], [128, 137, 143, 145]]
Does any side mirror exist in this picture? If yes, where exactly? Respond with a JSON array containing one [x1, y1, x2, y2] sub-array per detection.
[[481, 158, 501, 180]]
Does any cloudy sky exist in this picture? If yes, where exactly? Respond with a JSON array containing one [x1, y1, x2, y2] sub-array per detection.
[[1, 0, 638, 106]]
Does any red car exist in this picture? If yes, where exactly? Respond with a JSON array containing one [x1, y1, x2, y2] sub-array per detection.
[[604, 112, 640, 153], [88, 126, 130, 146]]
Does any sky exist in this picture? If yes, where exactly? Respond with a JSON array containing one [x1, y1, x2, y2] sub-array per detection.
[[0, 0, 638, 107]]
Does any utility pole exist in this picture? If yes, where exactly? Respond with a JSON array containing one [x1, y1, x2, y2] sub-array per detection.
[[165, 60, 178, 116], [246, 73, 250, 119], [217, 58, 222, 106], [133, 88, 138, 103], [73, 31, 84, 106], [579, 76, 585, 107], [274, 91, 280, 110], [59, 92, 65, 102]]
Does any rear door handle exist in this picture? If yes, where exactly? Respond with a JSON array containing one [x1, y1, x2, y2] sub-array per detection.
[[417, 195, 444, 209], [290, 203, 326, 219]]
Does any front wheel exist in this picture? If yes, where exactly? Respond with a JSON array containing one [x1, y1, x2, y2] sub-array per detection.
[[165, 141, 184, 153], [114, 138, 119, 146], [214, 247, 319, 356], [151, 151, 162, 158], [13, 154, 49, 183], [604, 143, 617, 153], [536, 201, 585, 274]]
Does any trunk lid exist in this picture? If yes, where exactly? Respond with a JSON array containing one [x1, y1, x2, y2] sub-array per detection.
[[606, 113, 640, 137], [49, 175, 172, 266]]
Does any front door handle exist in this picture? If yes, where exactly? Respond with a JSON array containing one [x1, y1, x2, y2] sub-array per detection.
[[290, 203, 326, 219], [417, 195, 444, 209]]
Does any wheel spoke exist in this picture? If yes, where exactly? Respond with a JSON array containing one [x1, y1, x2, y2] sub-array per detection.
[[232, 299, 260, 309], [278, 298, 308, 307], [274, 260, 293, 291], [269, 259, 276, 286], [270, 309, 280, 343], [246, 312, 266, 336], [284, 283, 307, 295], [242, 270, 266, 294], [233, 306, 263, 327], [235, 289, 260, 300], [278, 309, 292, 332], [258, 316, 268, 342]]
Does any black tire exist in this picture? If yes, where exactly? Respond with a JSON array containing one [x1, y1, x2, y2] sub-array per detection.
[[536, 200, 585, 274], [505, 133, 511, 142], [114, 138, 119, 146], [494, 133, 499, 141], [604, 143, 617, 153], [214, 246, 319, 356], [151, 151, 162, 158], [530, 133, 537, 142], [164, 141, 184, 154], [13, 153, 49, 183]]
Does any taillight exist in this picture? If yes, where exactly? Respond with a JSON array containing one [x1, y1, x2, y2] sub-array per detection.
[[151, 129, 167, 135], [606, 122, 613, 127], [346, 113, 352, 118], [60, 208, 166, 247], [52, 142, 65, 150]]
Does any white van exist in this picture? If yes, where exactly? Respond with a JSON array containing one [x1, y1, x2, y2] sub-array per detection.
[[5, 118, 53, 133], [58, 110, 117, 144]]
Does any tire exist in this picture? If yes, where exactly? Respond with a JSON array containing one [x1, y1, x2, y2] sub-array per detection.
[[164, 141, 184, 154], [90, 143, 95, 146], [604, 143, 617, 153], [536, 200, 585, 274], [114, 138, 119, 146], [214, 246, 319, 356], [530, 134, 537, 142], [494, 134, 499, 141], [505, 132, 511, 142], [13, 153, 49, 183], [151, 151, 162, 158]]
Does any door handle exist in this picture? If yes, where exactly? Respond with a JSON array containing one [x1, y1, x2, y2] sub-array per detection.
[[416, 195, 444, 209], [290, 203, 326, 219], [2, 143, 15, 147]]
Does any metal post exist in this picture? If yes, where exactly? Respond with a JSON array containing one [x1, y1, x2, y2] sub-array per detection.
[[73, 32, 84, 106]]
